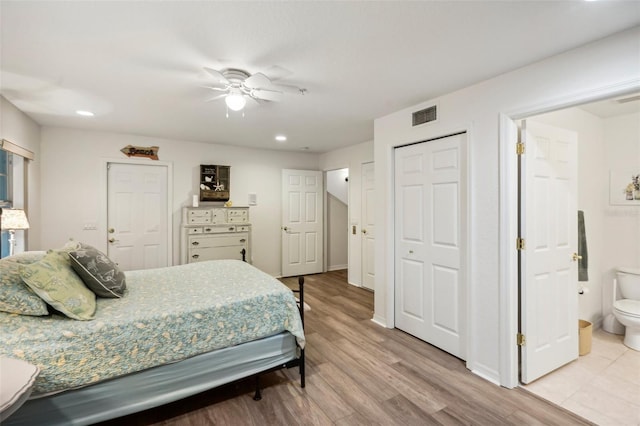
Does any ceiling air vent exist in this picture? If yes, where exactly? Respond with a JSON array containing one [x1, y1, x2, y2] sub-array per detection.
[[412, 105, 437, 126]]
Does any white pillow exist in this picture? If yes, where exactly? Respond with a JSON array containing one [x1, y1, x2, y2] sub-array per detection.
[[0, 357, 40, 421]]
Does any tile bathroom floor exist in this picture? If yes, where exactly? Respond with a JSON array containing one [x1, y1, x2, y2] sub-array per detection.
[[522, 328, 640, 425]]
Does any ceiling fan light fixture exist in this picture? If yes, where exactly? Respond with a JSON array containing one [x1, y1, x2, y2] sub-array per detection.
[[225, 93, 246, 111]]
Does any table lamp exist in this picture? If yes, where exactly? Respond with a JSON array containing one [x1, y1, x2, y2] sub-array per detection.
[[1, 209, 30, 257]]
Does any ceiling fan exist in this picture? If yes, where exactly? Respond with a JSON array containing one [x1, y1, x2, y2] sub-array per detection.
[[203, 67, 304, 113]]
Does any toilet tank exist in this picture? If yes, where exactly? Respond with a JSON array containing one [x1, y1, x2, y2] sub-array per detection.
[[617, 267, 640, 300]]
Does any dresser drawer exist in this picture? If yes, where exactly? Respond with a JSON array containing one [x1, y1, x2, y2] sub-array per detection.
[[228, 209, 248, 223], [188, 209, 211, 224], [189, 246, 247, 262], [203, 225, 236, 233], [189, 233, 248, 249]]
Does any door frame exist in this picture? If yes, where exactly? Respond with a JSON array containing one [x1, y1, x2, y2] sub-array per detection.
[[322, 167, 350, 275], [99, 158, 173, 266], [498, 80, 640, 388]]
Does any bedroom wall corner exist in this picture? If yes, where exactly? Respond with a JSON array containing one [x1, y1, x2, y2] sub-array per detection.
[[38, 126, 319, 276], [0, 95, 42, 251]]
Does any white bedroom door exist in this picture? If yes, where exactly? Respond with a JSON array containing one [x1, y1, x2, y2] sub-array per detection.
[[361, 161, 375, 291], [394, 133, 467, 359], [107, 163, 169, 271], [281, 169, 323, 277], [520, 120, 579, 383]]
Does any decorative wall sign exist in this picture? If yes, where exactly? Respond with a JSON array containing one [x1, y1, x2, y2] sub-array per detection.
[[120, 145, 159, 160], [609, 170, 640, 205], [200, 165, 230, 202]]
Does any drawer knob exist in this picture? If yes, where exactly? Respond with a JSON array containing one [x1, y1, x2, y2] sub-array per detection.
[[229, 227, 234, 231], [192, 254, 199, 259], [240, 239, 246, 243], [192, 241, 200, 246]]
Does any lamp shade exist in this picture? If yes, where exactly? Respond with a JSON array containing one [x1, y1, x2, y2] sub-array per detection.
[[225, 93, 246, 111], [1, 209, 30, 231]]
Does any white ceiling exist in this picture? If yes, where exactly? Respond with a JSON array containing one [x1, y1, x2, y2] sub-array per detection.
[[1, 1, 639, 153]]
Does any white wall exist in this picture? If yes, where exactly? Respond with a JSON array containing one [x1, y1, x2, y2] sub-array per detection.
[[319, 140, 374, 286], [39, 126, 318, 276], [374, 27, 640, 385], [603, 112, 640, 312], [327, 193, 348, 270], [531, 108, 606, 326], [0, 96, 41, 250], [326, 168, 349, 205]]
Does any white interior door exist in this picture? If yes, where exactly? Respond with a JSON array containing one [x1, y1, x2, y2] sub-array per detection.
[[394, 134, 467, 359], [107, 163, 169, 271], [282, 169, 323, 277], [361, 162, 375, 290], [520, 120, 579, 383]]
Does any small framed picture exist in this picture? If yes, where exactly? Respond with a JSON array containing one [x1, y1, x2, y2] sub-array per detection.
[[609, 170, 640, 205]]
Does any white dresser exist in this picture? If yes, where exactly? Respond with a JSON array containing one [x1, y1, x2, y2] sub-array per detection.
[[180, 207, 251, 264]]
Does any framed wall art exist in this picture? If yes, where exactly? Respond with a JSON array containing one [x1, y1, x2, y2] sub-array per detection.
[[609, 170, 640, 206]]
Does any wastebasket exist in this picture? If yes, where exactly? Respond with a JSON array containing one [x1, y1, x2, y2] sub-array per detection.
[[578, 320, 592, 356]]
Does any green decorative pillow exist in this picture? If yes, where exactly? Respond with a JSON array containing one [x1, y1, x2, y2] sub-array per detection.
[[3, 251, 47, 265], [19, 250, 96, 320], [59, 239, 81, 253], [0, 259, 49, 316], [69, 243, 126, 298]]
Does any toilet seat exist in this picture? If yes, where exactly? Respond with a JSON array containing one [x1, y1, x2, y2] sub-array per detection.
[[614, 299, 640, 318]]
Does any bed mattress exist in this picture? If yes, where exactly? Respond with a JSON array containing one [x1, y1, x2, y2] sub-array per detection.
[[0, 260, 305, 395]]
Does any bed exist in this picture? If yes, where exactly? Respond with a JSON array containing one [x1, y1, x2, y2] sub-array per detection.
[[0, 258, 306, 425]]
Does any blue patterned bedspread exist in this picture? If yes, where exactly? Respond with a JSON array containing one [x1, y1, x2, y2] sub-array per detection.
[[0, 260, 305, 395]]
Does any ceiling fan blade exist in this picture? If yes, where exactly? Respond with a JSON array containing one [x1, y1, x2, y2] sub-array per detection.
[[202, 86, 229, 92], [204, 67, 230, 85], [244, 72, 273, 89], [272, 83, 305, 94], [251, 89, 283, 102], [205, 94, 226, 102]]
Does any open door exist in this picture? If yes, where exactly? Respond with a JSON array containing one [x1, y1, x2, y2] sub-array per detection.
[[520, 120, 579, 383], [281, 169, 323, 277], [361, 162, 375, 290]]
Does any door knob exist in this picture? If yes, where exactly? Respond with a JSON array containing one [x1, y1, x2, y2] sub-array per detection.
[[572, 253, 582, 261], [108, 228, 115, 234], [282, 226, 288, 232], [108, 238, 116, 243], [362, 229, 367, 234]]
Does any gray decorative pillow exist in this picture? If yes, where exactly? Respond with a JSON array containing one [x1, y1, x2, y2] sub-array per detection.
[[0, 259, 49, 316], [68, 244, 126, 298]]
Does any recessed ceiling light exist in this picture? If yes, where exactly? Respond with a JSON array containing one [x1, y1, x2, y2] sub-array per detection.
[[76, 110, 95, 117], [275, 135, 287, 142]]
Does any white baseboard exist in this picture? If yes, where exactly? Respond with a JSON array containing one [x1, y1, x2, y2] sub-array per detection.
[[328, 264, 347, 271], [371, 315, 388, 328]]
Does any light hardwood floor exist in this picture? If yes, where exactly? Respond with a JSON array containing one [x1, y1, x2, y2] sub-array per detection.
[[99, 270, 593, 425]]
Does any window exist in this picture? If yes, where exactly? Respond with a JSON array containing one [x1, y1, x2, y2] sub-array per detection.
[[0, 149, 12, 258], [0, 139, 32, 258]]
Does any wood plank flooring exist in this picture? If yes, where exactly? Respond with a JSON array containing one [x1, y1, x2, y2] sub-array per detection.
[[99, 270, 593, 426]]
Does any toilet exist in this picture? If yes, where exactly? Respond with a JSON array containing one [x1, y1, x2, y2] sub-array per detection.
[[613, 267, 640, 351]]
